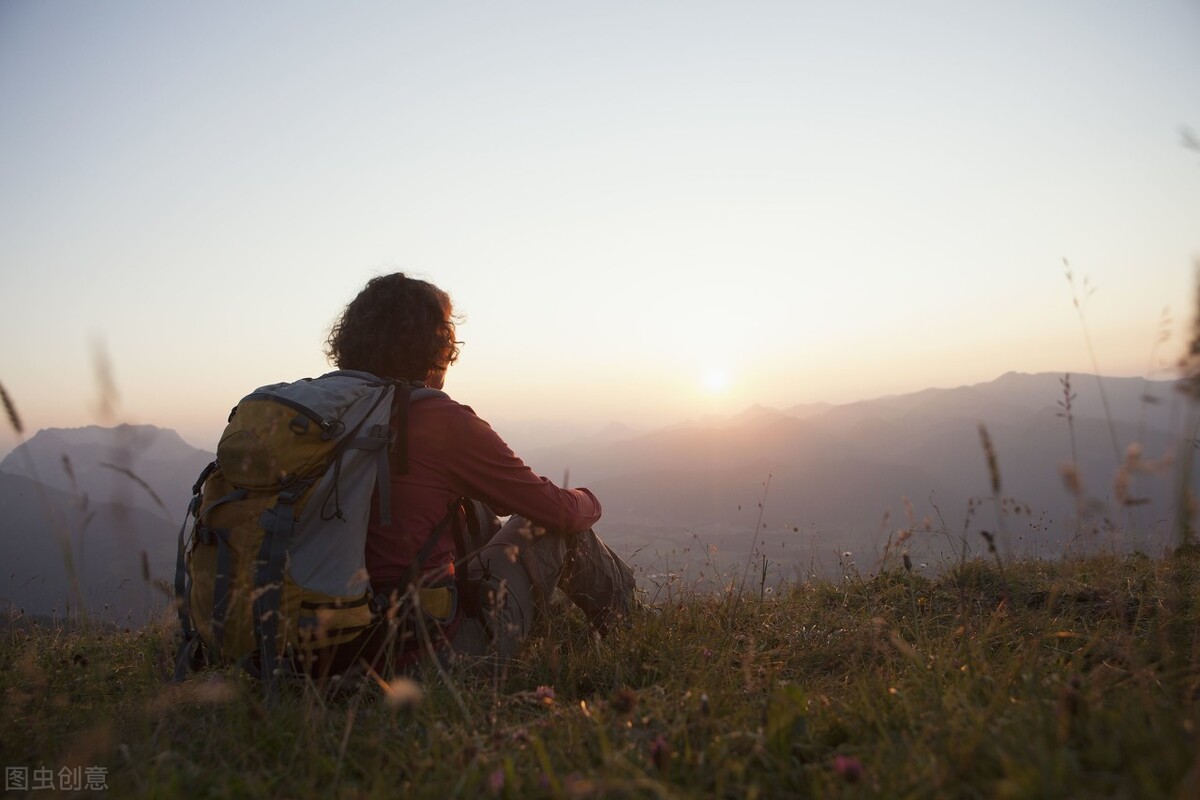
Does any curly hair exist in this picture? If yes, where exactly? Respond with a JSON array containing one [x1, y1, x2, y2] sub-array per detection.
[[325, 273, 461, 381]]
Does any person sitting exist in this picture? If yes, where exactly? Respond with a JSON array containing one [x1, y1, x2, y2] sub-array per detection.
[[324, 272, 635, 669]]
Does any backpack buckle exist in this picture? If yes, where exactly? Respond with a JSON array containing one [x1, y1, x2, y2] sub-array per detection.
[[370, 592, 393, 617], [277, 479, 312, 505]]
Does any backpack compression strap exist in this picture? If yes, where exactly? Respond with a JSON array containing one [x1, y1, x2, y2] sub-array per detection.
[[173, 460, 219, 680], [252, 482, 308, 698]]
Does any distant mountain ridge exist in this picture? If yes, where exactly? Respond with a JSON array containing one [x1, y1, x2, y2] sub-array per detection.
[[528, 372, 1184, 475], [0, 372, 1193, 621], [0, 423, 215, 520], [522, 372, 1194, 574], [0, 424, 213, 622]]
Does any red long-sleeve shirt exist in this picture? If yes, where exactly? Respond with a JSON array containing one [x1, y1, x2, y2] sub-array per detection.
[[365, 392, 601, 587]]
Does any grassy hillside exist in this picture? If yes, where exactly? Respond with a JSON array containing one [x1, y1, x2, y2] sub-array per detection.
[[2, 552, 1197, 798]]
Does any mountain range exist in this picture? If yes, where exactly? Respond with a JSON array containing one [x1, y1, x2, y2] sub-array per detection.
[[0, 372, 1194, 620], [0, 424, 212, 624], [522, 372, 1195, 584]]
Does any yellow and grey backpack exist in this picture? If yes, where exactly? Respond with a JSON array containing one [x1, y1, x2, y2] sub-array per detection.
[[172, 370, 452, 689]]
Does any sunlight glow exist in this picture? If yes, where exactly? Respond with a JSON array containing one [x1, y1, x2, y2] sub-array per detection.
[[701, 368, 731, 394]]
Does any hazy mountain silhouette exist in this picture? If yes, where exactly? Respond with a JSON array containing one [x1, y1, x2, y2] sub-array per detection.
[[0, 424, 212, 621], [523, 372, 1194, 578], [0, 372, 1193, 619], [0, 424, 214, 520]]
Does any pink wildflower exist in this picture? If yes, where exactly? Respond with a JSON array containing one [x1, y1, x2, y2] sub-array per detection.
[[488, 768, 505, 795], [649, 734, 671, 771], [832, 754, 864, 783]]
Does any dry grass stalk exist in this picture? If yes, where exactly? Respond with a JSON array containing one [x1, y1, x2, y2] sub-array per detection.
[[977, 423, 1002, 496], [1062, 259, 1123, 466], [1, 380, 23, 434], [1173, 262, 1200, 548], [100, 461, 171, 515]]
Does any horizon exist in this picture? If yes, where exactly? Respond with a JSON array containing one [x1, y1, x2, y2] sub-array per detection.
[[2, 2, 1198, 461], [0, 367, 1186, 461], [2, 360, 1194, 627]]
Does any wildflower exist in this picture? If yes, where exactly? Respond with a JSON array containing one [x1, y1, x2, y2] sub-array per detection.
[[535, 685, 556, 706], [382, 677, 424, 711], [701, 647, 715, 660], [488, 768, 505, 795], [649, 735, 671, 771], [832, 754, 863, 783]]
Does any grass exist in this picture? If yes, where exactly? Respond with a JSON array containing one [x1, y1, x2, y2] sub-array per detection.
[[3, 264, 1199, 797], [2, 550, 1197, 798]]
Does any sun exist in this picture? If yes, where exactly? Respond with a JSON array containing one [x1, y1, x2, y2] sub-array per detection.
[[700, 367, 731, 394]]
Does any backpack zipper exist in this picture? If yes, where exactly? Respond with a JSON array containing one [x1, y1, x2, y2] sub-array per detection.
[[242, 392, 338, 434]]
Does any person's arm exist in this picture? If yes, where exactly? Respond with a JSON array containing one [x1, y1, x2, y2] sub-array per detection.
[[441, 402, 602, 533]]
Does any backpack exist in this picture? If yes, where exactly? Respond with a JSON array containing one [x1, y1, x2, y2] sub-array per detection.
[[172, 370, 471, 691]]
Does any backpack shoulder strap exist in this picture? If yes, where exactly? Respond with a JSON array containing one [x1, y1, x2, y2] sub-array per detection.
[[401, 496, 490, 621], [388, 386, 448, 475], [407, 496, 468, 585]]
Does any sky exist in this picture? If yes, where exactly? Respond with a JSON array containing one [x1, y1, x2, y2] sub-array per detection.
[[1, 0, 1198, 456]]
